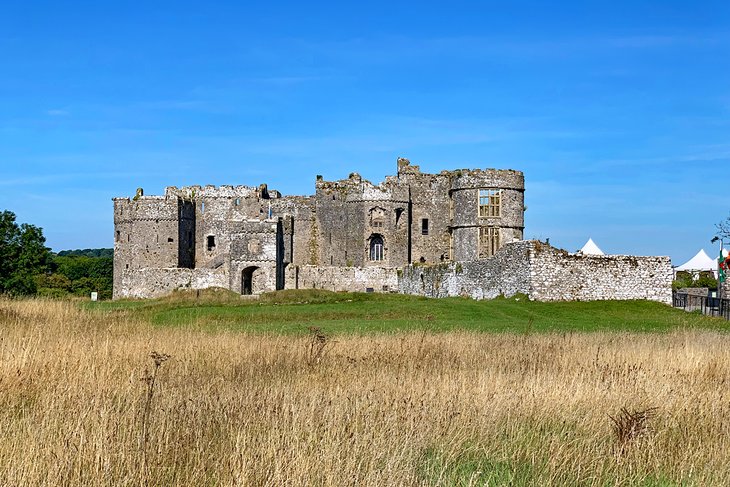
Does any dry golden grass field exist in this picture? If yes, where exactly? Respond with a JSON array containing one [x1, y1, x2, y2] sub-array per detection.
[[1, 296, 730, 486]]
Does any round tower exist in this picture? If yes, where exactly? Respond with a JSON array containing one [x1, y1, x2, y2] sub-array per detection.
[[449, 169, 525, 261]]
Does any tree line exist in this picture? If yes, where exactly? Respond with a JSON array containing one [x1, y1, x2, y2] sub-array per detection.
[[1, 210, 113, 299]]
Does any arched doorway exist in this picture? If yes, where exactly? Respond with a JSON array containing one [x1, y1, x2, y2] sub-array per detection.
[[242, 266, 259, 295]]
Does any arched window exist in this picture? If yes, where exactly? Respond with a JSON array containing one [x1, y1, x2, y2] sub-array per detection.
[[369, 235, 384, 261]]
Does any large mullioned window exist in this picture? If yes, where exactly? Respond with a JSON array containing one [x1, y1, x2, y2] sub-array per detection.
[[479, 227, 500, 258], [479, 189, 501, 217]]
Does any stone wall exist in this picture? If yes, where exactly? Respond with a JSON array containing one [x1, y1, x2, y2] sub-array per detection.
[[115, 268, 228, 299], [285, 265, 399, 293], [399, 241, 673, 304], [399, 241, 532, 299], [528, 243, 673, 304]]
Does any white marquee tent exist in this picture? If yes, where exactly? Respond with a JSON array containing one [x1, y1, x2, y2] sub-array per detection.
[[675, 249, 718, 277], [579, 238, 604, 255]]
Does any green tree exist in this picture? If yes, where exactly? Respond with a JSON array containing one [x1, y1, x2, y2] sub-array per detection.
[[695, 271, 718, 288], [48, 252, 114, 299], [0, 210, 50, 295]]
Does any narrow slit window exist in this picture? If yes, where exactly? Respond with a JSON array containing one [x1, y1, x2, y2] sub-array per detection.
[[421, 219, 429, 235], [207, 235, 216, 251]]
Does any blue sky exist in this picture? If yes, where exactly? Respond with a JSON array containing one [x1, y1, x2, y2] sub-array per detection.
[[1, 1, 728, 265]]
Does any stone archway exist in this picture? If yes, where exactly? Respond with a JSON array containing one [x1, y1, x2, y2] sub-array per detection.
[[241, 266, 259, 295]]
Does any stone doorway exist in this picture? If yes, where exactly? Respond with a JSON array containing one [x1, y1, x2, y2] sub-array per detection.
[[242, 266, 259, 295]]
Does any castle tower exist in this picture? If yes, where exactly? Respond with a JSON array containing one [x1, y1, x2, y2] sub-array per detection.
[[112, 189, 195, 298], [449, 169, 525, 261]]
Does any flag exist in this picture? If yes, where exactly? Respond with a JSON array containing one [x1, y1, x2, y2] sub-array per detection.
[[720, 248, 727, 283]]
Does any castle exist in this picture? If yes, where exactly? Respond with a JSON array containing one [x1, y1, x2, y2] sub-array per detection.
[[113, 157, 673, 303]]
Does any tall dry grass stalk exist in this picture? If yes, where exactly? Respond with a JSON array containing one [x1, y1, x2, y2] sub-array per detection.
[[1, 298, 729, 485]]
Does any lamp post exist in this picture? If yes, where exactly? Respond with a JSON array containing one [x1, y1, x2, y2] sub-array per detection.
[[712, 236, 724, 313]]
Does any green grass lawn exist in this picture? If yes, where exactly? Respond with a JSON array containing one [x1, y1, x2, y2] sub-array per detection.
[[86, 289, 730, 335]]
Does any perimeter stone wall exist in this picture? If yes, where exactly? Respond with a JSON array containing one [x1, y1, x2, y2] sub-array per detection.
[[399, 241, 673, 304], [285, 265, 399, 293], [399, 241, 531, 299], [528, 242, 673, 304], [116, 268, 229, 299]]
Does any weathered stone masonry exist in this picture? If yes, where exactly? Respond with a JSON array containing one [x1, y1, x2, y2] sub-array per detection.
[[113, 158, 526, 299], [399, 241, 673, 304], [113, 157, 671, 303]]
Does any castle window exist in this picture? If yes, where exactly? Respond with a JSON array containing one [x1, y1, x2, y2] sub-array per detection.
[[421, 219, 429, 235], [234, 198, 240, 206], [479, 226, 500, 258], [168, 237, 174, 243], [207, 235, 216, 251], [369, 235, 384, 261], [201, 202, 205, 214], [372, 219, 384, 229], [395, 208, 404, 226], [116, 231, 120, 242], [479, 189, 501, 217]]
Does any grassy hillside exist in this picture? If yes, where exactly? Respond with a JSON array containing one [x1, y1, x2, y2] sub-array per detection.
[[88, 289, 728, 335]]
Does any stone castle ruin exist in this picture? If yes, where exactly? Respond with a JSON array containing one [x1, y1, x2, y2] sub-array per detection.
[[113, 158, 672, 303]]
